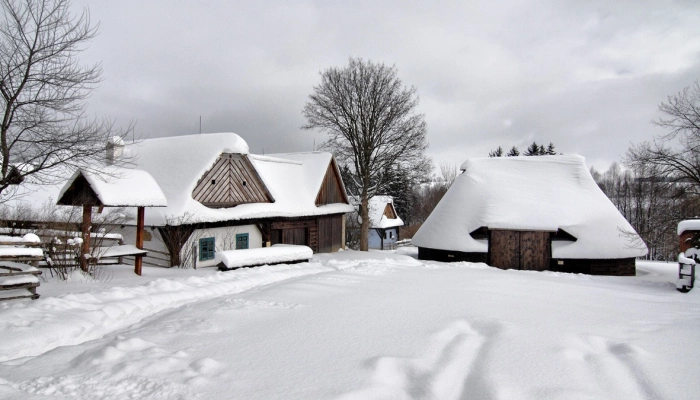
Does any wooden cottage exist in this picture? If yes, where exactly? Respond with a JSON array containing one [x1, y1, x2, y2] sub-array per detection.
[[366, 196, 404, 250], [412, 155, 647, 276], [115, 132, 354, 268], [2, 132, 354, 269]]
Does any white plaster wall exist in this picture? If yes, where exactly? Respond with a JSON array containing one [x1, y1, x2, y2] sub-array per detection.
[[182, 224, 262, 269], [368, 229, 382, 249]]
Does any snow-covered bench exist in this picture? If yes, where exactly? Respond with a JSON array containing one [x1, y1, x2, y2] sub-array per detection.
[[0, 262, 42, 300], [216, 245, 313, 271], [0, 234, 44, 300]]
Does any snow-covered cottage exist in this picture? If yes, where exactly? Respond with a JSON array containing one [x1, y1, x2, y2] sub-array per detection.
[[412, 155, 647, 276], [367, 196, 404, 250], [4, 132, 354, 268]]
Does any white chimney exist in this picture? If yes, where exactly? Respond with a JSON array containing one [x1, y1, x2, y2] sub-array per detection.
[[106, 136, 125, 166]]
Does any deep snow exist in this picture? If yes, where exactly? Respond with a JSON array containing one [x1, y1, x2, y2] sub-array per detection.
[[0, 250, 698, 399]]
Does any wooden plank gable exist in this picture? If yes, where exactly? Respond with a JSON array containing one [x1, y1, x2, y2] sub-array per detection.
[[57, 174, 103, 206], [192, 153, 274, 208], [315, 158, 349, 206], [383, 203, 397, 219]]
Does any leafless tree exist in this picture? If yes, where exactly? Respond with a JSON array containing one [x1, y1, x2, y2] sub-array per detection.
[[303, 58, 429, 250], [0, 0, 132, 201], [627, 81, 700, 194], [439, 162, 458, 188], [591, 162, 699, 260]]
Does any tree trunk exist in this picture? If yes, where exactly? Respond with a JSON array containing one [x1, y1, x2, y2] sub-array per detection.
[[360, 192, 370, 251]]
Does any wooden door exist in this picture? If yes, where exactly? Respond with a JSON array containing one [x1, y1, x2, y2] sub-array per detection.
[[317, 215, 343, 253], [489, 230, 520, 270], [489, 230, 550, 271], [519, 231, 550, 271]]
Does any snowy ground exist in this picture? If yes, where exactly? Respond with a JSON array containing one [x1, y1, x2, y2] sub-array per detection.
[[0, 249, 698, 400]]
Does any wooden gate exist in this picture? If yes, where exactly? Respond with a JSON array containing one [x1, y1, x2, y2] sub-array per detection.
[[489, 230, 550, 271]]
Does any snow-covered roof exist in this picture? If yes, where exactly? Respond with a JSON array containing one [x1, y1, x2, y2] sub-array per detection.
[[368, 196, 404, 229], [58, 167, 167, 207], [412, 155, 647, 259], [126, 133, 352, 225], [678, 220, 700, 235], [2, 132, 353, 226]]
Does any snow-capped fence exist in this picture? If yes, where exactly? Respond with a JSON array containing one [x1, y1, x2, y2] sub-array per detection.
[[677, 253, 695, 293], [216, 245, 313, 271], [0, 234, 44, 300]]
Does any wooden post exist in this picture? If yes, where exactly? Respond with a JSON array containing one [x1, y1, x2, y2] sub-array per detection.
[[81, 205, 91, 272], [135, 206, 145, 276]]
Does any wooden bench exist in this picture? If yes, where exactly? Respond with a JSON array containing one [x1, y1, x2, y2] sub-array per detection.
[[0, 261, 42, 300]]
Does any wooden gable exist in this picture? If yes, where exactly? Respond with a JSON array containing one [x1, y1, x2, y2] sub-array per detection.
[[57, 174, 103, 206], [315, 158, 349, 206], [383, 203, 397, 219], [192, 153, 274, 208]]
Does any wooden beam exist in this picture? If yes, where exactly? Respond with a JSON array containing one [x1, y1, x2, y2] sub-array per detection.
[[80, 205, 91, 272], [135, 207, 145, 276]]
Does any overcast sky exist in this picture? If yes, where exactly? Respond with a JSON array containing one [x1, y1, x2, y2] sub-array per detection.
[[71, 0, 700, 173]]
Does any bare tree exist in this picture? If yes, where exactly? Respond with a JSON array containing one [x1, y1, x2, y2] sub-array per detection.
[[0, 0, 131, 201], [439, 162, 458, 188], [627, 81, 700, 194], [303, 57, 429, 250]]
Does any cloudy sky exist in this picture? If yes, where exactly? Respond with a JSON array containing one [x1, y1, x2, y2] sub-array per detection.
[[71, 0, 700, 173]]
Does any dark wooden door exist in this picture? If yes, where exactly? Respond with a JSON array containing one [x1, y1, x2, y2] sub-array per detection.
[[317, 215, 342, 253], [489, 230, 520, 270], [489, 230, 550, 271], [519, 231, 550, 271]]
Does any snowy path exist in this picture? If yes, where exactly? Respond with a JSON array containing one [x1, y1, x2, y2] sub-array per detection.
[[0, 254, 698, 399]]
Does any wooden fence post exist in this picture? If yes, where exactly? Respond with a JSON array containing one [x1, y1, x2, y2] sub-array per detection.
[[135, 206, 145, 276], [80, 205, 91, 272]]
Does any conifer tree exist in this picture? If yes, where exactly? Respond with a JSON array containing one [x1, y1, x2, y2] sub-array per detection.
[[507, 146, 520, 157], [525, 142, 541, 156], [488, 146, 504, 157]]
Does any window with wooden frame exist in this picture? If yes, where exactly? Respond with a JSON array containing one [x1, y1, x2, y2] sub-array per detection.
[[235, 233, 249, 250], [199, 237, 215, 261]]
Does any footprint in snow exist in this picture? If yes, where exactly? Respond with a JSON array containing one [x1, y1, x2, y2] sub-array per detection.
[[562, 335, 663, 400], [337, 320, 488, 400]]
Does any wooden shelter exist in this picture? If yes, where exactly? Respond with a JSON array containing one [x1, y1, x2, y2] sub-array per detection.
[[412, 155, 647, 276], [678, 220, 700, 255], [57, 167, 167, 275]]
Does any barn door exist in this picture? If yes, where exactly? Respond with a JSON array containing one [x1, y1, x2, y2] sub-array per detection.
[[519, 231, 550, 270], [489, 230, 519, 270], [489, 230, 550, 271]]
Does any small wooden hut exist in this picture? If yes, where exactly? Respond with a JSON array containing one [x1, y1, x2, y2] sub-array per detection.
[[412, 155, 647, 276], [678, 220, 700, 256]]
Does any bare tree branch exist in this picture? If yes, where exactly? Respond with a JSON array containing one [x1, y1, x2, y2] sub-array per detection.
[[0, 0, 133, 201]]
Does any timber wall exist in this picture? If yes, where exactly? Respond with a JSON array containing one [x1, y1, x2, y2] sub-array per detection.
[[418, 247, 488, 263]]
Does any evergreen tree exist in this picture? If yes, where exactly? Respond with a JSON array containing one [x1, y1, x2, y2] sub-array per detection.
[[507, 146, 520, 157], [488, 146, 504, 157], [525, 142, 541, 156]]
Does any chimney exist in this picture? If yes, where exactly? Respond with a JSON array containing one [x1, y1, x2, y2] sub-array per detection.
[[106, 136, 125, 166]]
